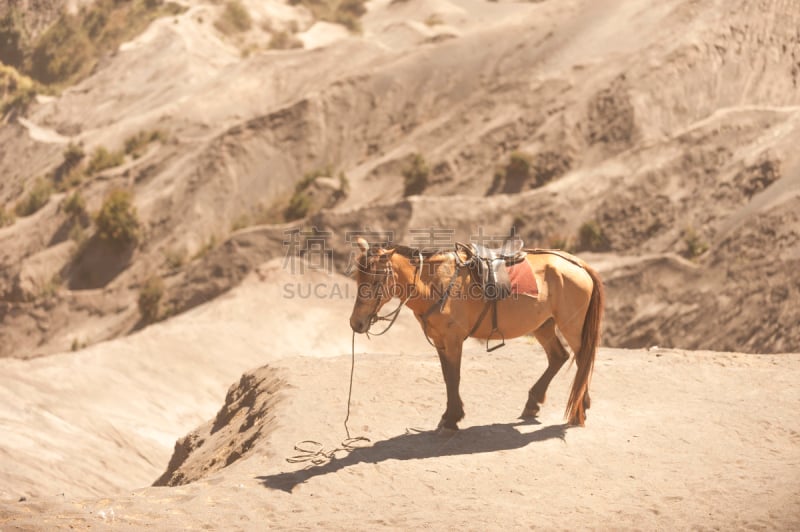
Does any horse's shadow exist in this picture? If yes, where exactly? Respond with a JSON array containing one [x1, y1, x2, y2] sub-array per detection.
[[258, 420, 569, 492]]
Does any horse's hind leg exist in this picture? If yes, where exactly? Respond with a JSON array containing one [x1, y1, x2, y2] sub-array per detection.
[[557, 307, 592, 423], [521, 319, 570, 418]]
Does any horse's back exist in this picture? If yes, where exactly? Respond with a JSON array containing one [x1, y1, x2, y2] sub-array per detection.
[[524, 249, 595, 297]]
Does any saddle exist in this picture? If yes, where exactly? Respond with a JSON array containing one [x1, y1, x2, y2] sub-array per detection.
[[454, 241, 528, 352], [463, 241, 527, 301]]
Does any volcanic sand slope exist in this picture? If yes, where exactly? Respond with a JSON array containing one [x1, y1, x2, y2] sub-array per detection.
[[1, 0, 799, 357], [0, 259, 431, 501], [1, 0, 800, 528], [1, 334, 799, 528]]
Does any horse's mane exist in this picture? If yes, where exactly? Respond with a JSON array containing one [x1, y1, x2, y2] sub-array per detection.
[[389, 245, 450, 259]]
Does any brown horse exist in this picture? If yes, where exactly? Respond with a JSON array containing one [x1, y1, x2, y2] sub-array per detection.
[[349, 238, 604, 430]]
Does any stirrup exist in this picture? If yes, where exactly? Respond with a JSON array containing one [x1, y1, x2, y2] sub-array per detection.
[[486, 328, 506, 352]]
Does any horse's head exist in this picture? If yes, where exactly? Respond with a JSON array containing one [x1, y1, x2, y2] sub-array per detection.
[[349, 238, 396, 333]]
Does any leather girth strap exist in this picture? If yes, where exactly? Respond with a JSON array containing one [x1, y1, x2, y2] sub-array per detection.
[[419, 242, 529, 352]]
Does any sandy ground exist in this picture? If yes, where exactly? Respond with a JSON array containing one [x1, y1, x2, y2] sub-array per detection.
[[1, 0, 800, 529], [1, 260, 798, 529], [0, 259, 429, 499], [3, 0, 800, 358]]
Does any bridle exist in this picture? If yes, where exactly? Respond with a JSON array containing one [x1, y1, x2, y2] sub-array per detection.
[[358, 250, 422, 337]]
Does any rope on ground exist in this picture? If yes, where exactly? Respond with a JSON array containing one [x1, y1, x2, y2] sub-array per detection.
[[286, 332, 370, 466]]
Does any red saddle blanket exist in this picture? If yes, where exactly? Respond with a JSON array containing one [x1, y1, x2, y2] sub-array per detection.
[[507, 260, 538, 298]]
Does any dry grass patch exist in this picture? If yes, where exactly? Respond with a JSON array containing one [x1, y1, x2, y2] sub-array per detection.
[[138, 275, 165, 324]]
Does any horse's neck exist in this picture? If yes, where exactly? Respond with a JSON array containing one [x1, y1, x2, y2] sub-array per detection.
[[392, 252, 455, 314], [390, 254, 419, 300]]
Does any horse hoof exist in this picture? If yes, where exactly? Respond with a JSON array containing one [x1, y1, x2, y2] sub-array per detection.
[[568, 416, 585, 427], [520, 406, 539, 419], [435, 426, 458, 437], [436, 418, 459, 433]]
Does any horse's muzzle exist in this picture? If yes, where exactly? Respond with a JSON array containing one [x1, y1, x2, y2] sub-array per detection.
[[350, 316, 370, 334]]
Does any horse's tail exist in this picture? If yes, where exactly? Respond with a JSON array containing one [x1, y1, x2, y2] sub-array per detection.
[[565, 262, 605, 426]]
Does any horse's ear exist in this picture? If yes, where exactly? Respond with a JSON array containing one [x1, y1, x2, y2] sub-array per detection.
[[357, 237, 369, 253]]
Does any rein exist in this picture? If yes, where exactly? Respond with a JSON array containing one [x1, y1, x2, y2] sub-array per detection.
[[417, 244, 505, 351], [364, 252, 422, 337], [362, 242, 524, 349], [286, 331, 370, 465]]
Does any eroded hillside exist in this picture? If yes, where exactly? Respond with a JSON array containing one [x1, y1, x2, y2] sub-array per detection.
[[1, 0, 799, 357]]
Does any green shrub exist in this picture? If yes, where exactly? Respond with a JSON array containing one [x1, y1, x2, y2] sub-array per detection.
[[0, 11, 26, 68], [297, 166, 332, 190], [25, 0, 186, 86], [577, 221, 610, 252], [215, 1, 252, 34], [402, 153, 429, 196], [138, 275, 164, 324], [52, 142, 86, 187], [124, 129, 167, 158], [63, 143, 85, 168], [1, 63, 40, 117], [63, 191, 87, 219], [86, 146, 125, 175], [280, 166, 335, 221], [124, 132, 149, 158], [82, 1, 185, 56], [14, 178, 52, 217], [1, 84, 36, 117], [285, 191, 311, 221], [95, 189, 140, 246], [30, 14, 94, 85], [683, 228, 708, 259]]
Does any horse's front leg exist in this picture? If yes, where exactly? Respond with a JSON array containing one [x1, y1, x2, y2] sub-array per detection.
[[436, 339, 465, 431]]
